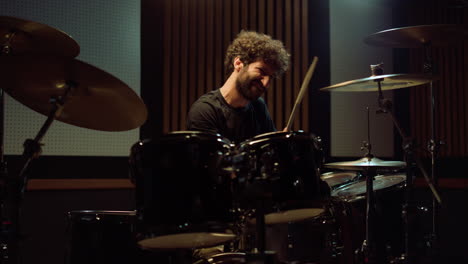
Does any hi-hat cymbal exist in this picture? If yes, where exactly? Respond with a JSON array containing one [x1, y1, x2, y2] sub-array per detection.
[[324, 156, 406, 171], [0, 55, 147, 131], [0, 16, 79, 57], [364, 24, 468, 48], [320, 73, 434, 92]]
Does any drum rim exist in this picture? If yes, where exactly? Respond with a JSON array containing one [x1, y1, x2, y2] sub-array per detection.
[[207, 252, 247, 263], [169, 130, 231, 142], [243, 130, 312, 146], [67, 210, 136, 216], [134, 130, 232, 145]]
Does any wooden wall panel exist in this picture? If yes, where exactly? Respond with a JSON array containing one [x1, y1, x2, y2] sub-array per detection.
[[159, 0, 312, 135], [405, 1, 468, 157]]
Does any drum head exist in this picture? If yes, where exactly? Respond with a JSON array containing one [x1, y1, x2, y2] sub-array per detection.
[[264, 208, 325, 225], [331, 174, 406, 198], [138, 232, 236, 250]]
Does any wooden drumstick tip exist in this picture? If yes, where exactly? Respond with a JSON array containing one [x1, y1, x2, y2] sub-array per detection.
[[285, 56, 319, 131]]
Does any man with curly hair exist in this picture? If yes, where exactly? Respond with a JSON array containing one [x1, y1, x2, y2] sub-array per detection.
[[186, 30, 290, 143]]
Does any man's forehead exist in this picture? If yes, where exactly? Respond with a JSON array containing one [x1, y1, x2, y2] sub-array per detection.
[[250, 60, 276, 74]]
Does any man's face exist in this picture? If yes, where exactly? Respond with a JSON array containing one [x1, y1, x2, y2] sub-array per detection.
[[236, 60, 275, 101]]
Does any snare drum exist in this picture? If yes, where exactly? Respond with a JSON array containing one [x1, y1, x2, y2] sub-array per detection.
[[129, 131, 236, 250], [234, 131, 327, 224], [66, 210, 137, 264]]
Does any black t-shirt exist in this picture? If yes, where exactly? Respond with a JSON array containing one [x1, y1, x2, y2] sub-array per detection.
[[186, 89, 276, 143]]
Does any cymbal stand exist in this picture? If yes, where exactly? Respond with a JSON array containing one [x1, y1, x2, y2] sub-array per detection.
[[374, 77, 442, 264], [422, 42, 440, 251], [0, 86, 10, 263], [4, 81, 74, 264], [18, 82, 74, 191], [356, 107, 379, 264], [0, 39, 17, 263]]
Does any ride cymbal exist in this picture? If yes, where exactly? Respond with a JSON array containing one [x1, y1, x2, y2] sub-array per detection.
[[0, 55, 147, 131], [324, 156, 406, 171], [364, 24, 468, 48], [320, 73, 434, 92], [0, 16, 79, 57]]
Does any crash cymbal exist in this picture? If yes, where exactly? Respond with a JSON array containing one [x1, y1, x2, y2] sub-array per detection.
[[324, 156, 406, 171], [0, 55, 147, 131], [320, 73, 434, 92], [364, 24, 468, 48], [0, 16, 79, 57]]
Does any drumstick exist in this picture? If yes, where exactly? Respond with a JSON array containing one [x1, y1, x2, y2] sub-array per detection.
[[285, 56, 319, 131]]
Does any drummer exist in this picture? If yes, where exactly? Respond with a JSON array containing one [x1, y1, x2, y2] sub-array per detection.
[[186, 30, 290, 143]]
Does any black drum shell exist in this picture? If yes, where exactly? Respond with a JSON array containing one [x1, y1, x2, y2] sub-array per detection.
[[129, 131, 235, 243], [234, 131, 326, 212]]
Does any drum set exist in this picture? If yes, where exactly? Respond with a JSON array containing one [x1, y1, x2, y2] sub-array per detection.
[[119, 126, 431, 264], [0, 15, 464, 264]]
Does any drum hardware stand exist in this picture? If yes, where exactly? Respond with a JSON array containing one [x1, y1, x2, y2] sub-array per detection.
[[373, 72, 442, 264], [0, 86, 13, 264], [0, 43, 18, 264], [0, 31, 16, 56], [245, 200, 278, 264], [0, 77, 74, 264], [18, 81, 74, 193], [354, 106, 381, 264], [422, 43, 442, 254]]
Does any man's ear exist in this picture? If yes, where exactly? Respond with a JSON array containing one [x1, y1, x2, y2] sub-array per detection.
[[233, 57, 244, 72]]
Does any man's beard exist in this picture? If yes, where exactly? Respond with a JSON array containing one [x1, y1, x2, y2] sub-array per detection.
[[236, 72, 265, 101]]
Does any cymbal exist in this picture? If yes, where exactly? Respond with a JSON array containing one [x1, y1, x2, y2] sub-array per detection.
[[364, 24, 468, 48], [320, 73, 434, 92], [0, 55, 147, 131], [323, 156, 406, 171], [0, 16, 79, 57]]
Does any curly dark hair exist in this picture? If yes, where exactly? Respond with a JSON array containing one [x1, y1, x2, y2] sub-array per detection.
[[224, 30, 290, 78]]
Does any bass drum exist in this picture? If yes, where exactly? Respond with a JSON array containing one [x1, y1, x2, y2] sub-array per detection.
[[129, 131, 236, 250], [331, 174, 407, 263], [234, 131, 328, 225]]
